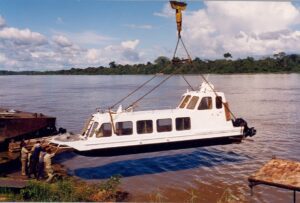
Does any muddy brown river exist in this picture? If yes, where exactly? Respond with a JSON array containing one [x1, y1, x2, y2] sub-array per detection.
[[1, 74, 299, 202]]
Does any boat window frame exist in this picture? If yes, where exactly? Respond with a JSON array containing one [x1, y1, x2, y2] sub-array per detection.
[[198, 97, 213, 110], [178, 96, 185, 107], [115, 121, 133, 136], [175, 117, 191, 131], [88, 122, 99, 137], [96, 123, 112, 138], [186, 96, 199, 109], [136, 120, 153, 134], [156, 118, 172, 132], [216, 96, 223, 109], [179, 95, 191, 108]]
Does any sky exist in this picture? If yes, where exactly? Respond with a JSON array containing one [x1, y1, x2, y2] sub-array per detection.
[[1, 0, 300, 71]]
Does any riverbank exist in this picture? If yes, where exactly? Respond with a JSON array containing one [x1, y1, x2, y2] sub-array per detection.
[[0, 175, 128, 202], [0, 152, 129, 202], [0, 137, 129, 202], [1, 53, 300, 75]]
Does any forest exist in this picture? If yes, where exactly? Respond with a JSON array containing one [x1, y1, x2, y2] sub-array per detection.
[[1, 52, 300, 75]]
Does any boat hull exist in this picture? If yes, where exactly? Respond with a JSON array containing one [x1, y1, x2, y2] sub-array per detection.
[[75, 134, 244, 157]]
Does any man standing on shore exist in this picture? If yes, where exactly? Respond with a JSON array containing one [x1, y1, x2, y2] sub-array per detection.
[[29, 141, 41, 178], [44, 147, 58, 182], [37, 147, 46, 180], [20, 142, 29, 176]]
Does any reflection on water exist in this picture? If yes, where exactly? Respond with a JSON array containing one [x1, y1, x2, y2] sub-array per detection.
[[73, 148, 249, 179], [1, 74, 300, 202]]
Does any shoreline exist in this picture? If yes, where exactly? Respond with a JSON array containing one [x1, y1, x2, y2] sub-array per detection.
[[0, 72, 300, 76]]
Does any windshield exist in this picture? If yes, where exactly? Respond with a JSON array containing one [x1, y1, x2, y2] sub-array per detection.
[[86, 122, 99, 137]]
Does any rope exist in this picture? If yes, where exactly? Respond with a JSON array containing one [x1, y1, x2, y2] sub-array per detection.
[[173, 37, 181, 59], [109, 4, 238, 121], [172, 36, 192, 62], [181, 75, 194, 91], [172, 34, 237, 120], [126, 73, 175, 110], [179, 37, 192, 61], [110, 74, 157, 109], [125, 65, 196, 110]]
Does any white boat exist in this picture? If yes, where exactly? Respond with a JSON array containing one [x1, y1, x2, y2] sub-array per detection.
[[50, 81, 256, 156]]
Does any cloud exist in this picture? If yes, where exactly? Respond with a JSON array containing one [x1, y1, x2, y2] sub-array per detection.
[[123, 24, 153, 30], [0, 27, 47, 46], [121, 39, 139, 50], [53, 35, 73, 47], [181, 1, 300, 58], [204, 1, 300, 34], [0, 17, 137, 71], [0, 16, 5, 28], [153, 3, 173, 18], [122, 49, 140, 61], [85, 39, 142, 65], [53, 31, 116, 47], [0, 53, 6, 63], [0, 15, 145, 70], [4, 1, 300, 71]]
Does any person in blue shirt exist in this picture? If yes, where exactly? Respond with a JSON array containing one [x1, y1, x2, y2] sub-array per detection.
[[28, 141, 41, 178]]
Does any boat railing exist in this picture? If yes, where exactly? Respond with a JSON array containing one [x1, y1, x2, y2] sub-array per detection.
[[96, 105, 175, 114], [135, 105, 174, 111]]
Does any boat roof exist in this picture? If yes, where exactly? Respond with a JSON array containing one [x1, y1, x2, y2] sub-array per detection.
[[93, 88, 226, 118]]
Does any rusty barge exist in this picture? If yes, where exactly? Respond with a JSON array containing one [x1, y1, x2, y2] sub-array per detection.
[[0, 108, 56, 150]]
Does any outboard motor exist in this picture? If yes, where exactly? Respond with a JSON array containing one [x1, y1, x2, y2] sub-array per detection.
[[233, 118, 256, 137]]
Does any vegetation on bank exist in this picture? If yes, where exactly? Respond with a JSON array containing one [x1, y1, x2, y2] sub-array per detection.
[[1, 52, 300, 75], [0, 176, 128, 202]]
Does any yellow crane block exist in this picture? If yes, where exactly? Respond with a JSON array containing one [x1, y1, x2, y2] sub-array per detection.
[[170, 1, 187, 36]]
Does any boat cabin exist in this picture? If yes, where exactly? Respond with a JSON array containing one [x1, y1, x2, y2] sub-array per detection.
[[82, 82, 233, 139]]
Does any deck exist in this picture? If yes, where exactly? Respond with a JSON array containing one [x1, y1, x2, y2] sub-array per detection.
[[248, 158, 300, 203]]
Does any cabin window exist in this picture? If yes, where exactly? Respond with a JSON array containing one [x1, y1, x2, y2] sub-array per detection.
[[88, 122, 99, 137], [216, 96, 223, 109], [157, 119, 172, 132], [137, 120, 153, 134], [198, 97, 212, 110], [187, 96, 199, 109], [179, 95, 191, 108], [176, 117, 191, 131], [96, 123, 112, 138], [116, 121, 133, 136]]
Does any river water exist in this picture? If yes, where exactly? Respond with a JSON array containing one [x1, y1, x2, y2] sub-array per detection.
[[0, 74, 299, 202]]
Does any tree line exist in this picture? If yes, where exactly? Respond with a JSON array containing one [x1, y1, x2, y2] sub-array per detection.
[[1, 52, 300, 75]]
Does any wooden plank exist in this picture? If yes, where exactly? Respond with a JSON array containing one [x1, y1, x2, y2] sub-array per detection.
[[248, 158, 300, 191], [0, 178, 28, 189]]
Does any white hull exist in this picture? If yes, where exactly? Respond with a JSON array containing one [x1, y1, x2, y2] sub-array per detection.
[[53, 128, 242, 152]]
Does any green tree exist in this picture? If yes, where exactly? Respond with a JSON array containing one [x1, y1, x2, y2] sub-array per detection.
[[154, 56, 170, 66], [109, 61, 117, 69], [223, 52, 232, 59]]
